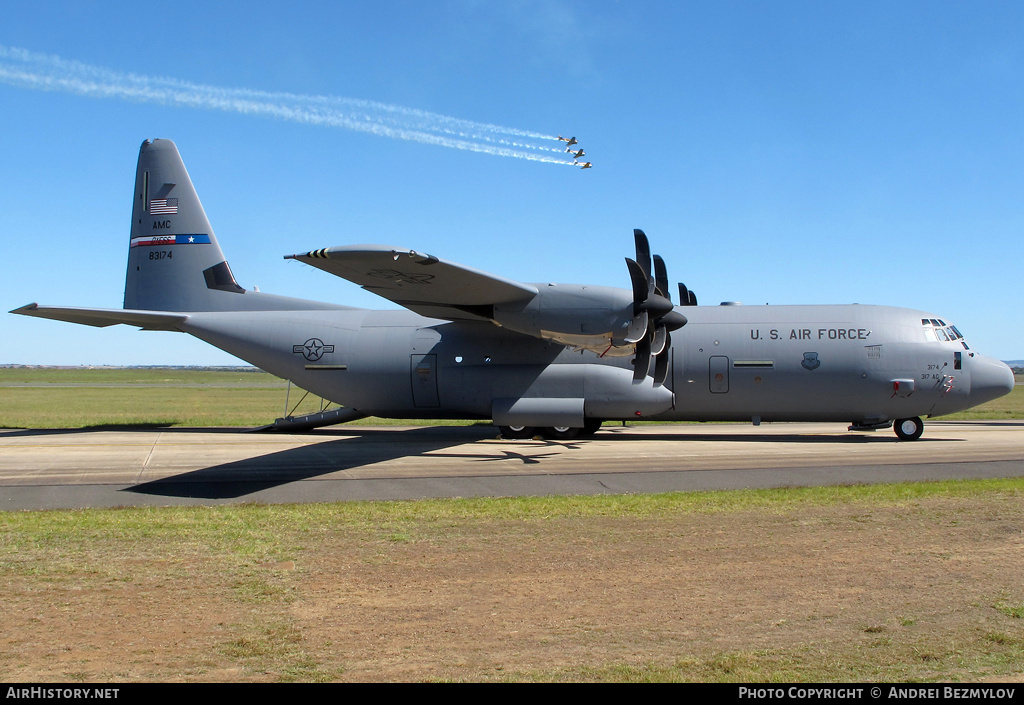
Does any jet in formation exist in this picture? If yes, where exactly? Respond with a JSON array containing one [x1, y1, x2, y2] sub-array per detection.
[[13, 139, 1014, 440]]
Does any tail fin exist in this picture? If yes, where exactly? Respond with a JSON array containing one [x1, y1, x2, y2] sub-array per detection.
[[13, 139, 350, 329], [124, 139, 246, 311]]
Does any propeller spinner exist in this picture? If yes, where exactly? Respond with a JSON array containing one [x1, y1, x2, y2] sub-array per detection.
[[624, 229, 687, 385]]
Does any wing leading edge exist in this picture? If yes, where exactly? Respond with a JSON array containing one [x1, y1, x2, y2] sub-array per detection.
[[286, 245, 539, 321]]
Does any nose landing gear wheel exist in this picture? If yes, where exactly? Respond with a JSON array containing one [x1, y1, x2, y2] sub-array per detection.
[[894, 416, 924, 441]]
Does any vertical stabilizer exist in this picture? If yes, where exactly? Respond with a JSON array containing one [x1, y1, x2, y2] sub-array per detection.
[[124, 139, 245, 312]]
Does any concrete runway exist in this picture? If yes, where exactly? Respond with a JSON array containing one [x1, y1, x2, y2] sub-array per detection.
[[1, 420, 1022, 510]]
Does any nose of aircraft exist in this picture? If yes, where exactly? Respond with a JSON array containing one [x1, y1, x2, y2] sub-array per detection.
[[971, 354, 1015, 406]]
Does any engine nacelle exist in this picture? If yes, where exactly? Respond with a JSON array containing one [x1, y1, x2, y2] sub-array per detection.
[[493, 284, 637, 356]]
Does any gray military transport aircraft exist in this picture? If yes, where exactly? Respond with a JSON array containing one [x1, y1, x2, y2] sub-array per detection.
[[12, 139, 1015, 440]]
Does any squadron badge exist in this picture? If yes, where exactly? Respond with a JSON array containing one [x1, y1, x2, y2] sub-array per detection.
[[801, 352, 821, 371]]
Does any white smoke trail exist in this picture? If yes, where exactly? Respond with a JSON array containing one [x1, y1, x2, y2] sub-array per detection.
[[0, 44, 579, 164]]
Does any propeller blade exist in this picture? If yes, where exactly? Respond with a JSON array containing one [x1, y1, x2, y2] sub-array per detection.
[[624, 310, 648, 344], [633, 229, 652, 280], [679, 282, 697, 307], [653, 254, 670, 302], [651, 325, 667, 356], [653, 332, 671, 386], [625, 258, 649, 308], [633, 331, 652, 383]]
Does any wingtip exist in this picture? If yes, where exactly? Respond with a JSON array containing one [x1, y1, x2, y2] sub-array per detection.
[[9, 303, 40, 315]]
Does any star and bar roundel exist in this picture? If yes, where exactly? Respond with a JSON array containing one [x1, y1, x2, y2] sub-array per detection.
[[293, 338, 335, 361]]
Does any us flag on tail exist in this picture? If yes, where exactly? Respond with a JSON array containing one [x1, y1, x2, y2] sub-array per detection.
[[150, 197, 178, 214]]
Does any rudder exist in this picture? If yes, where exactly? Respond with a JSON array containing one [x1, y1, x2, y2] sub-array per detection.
[[124, 139, 246, 312]]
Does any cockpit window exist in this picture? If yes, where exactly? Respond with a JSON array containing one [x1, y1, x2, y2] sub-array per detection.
[[921, 319, 969, 348]]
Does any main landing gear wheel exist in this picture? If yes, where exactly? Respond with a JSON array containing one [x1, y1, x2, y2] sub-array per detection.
[[894, 416, 924, 441], [500, 420, 604, 440], [541, 420, 604, 440], [499, 425, 537, 440], [544, 426, 581, 440]]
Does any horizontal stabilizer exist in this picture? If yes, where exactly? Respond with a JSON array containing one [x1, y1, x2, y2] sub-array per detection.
[[11, 304, 187, 331], [286, 245, 538, 320]]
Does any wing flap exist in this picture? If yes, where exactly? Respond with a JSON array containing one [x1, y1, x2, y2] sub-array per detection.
[[286, 245, 537, 319], [11, 304, 188, 331]]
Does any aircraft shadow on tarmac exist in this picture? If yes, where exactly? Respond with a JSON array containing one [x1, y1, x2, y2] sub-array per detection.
[[125, 425, 500, 499], [120, 423, 966, 500]]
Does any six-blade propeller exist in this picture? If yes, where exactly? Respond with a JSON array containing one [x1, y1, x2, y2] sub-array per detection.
[[624, 229, 688, 385]]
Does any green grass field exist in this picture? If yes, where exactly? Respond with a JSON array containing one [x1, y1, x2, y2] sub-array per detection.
[[2, 479, 1023, 682], [1, 367, 1020, 428], [0, 367, 319, 427]]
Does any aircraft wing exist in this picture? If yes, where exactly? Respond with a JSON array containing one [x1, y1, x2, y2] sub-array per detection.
[[11, 304, 188, 331], [286, 245, 539, 321]]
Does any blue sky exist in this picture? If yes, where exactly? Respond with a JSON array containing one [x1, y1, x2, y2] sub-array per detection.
[[2, 0, 1022, 365]]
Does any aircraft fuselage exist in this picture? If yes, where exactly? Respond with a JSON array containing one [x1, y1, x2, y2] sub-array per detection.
[[178, 301, 1010, 427]]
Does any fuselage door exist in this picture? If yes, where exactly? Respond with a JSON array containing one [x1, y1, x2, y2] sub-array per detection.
[[411, 354, 440, 408], [709, 355, 730, 394]]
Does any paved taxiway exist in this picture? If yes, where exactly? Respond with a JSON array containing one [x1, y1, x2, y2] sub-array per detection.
[[1, 421, 1022, 510]]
